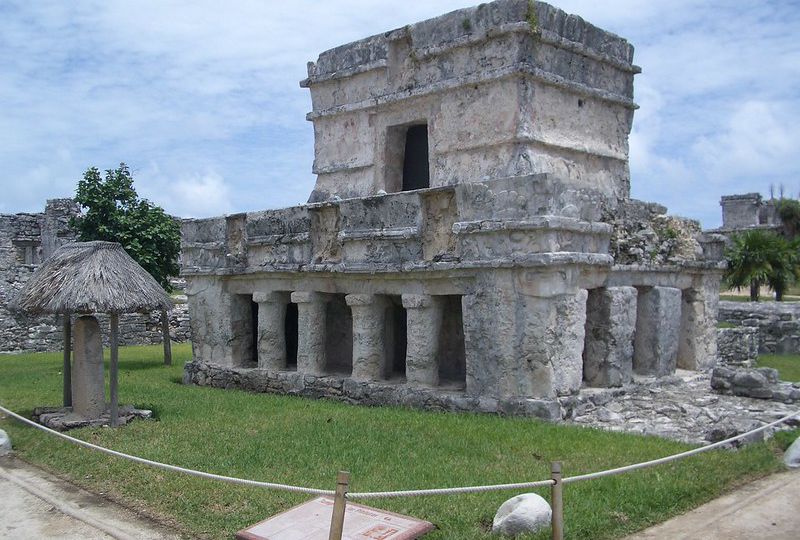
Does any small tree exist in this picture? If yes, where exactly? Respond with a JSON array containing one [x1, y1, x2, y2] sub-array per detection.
[[776, 198, 800, 240], [71, 163, 180, 362], [724, 229, 800, 301]]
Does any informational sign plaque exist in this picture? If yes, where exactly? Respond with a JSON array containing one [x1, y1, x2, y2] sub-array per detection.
[[236, 496, 434, 540]]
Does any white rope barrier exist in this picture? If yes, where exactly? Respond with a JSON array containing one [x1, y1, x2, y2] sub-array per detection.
[[0, 405, 334, 496], [1, 403, 798, 499], [347, 479, 556, 499]]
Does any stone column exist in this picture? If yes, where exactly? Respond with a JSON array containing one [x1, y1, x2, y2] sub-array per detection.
[[678, 279, 720, 370], [402, 294, 443, 387], [346, 294, 388, 381], [291, 291, 327, 376], [633, 286, 682, 376], [71, 315, 105, 419], [254, 291, 290, 371], [583, 286, 637, 387]]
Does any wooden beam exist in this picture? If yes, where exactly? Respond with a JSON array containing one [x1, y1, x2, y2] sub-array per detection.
[[63, 316, 72, 408], [109, 313, 119, 427]]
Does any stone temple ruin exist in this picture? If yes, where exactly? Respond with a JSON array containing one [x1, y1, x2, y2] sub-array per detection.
[[182, 0, 726, 420]]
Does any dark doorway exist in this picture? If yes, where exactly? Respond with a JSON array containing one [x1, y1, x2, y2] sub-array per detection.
[[438, 295, 466, 389], [385, 296, 407, 379], [402, 124, 430, 191], [285, 302, 298, 369], [324, 295, 353, 375]]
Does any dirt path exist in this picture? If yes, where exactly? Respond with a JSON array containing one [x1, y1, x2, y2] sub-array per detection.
[[0, 455, 181, 540], [626, 468, 800, 539]]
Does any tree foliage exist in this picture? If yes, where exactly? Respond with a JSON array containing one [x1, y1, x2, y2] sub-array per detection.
[[724, 229, 800, 301], [776, 198, 800, 239], [71, 164, 180, 291]]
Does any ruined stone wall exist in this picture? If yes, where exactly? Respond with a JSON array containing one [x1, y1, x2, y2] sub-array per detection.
[[717, 300, 800, 354], [0, 200, 191, 353], [716, 327, 759, 367]]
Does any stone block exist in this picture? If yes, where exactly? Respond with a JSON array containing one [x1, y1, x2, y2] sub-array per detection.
[[71, 315, 105, 419], [633, 286, 681, 376], [583, 286, 637, 387]]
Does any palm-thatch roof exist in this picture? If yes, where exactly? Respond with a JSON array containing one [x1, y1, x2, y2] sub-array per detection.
[[9, 241, 172, 315]]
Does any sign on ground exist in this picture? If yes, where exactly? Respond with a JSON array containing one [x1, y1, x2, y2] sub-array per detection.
[[236, 496, 434, 540]]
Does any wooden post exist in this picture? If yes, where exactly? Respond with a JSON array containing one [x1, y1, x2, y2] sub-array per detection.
[[161, 309, 172, 366], [328, 471, 350, 540], [551, 462, 563, 540], [110, 313, 119, 427], [63, 316, 72, 408]]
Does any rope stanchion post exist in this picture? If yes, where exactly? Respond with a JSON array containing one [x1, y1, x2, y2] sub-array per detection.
[[328, 470, 350, 540], [551, 461, 563, 540]]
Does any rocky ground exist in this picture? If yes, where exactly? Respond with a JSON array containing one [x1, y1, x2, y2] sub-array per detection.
[[562, 371, 800, 445]]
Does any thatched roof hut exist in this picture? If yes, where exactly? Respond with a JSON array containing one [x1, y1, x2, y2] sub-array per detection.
[[9, 241, 171, 315], [10, 241, 172, 426]]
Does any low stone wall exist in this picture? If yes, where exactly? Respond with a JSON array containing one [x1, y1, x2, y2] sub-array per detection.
[[716, 327, 759, 367], [0, 302, 191, 353], [711, 366, 800, 403], [183, 361, 562, 420], [718, 300, 800, 354]]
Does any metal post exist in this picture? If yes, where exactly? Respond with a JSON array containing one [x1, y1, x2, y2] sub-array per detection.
[[551, 461, 563, 540], [328, 471, 350, 540], [63, 316, 72, 407], [109, 313, 119, 427], [161, 309, 172, 366]]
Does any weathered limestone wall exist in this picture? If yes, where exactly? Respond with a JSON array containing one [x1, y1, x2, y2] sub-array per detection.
[[303, 0, 638, 203], [0, 200, 191, 353], [718, 300, 800, 354]]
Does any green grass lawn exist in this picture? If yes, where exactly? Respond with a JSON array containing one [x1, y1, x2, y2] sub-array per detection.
[[0, 344, 795, 540], [758, 354, 800, 382]]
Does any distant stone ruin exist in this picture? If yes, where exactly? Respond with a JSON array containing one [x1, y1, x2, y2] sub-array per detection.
[[0, 200, 190, 353], [181, 0, 725, 420], [718, 193, 781, 233]]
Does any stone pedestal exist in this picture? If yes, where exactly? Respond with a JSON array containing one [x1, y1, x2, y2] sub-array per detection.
[[633, 286, 682, 376], [678, 281, 719, 370], [402, 294, 443, 387], [292, 291, 327, 375], [254, 291, 290, 371], [346, 294, 388, 381], [583, 286, 637, 387], [72, 315, 105, 419]]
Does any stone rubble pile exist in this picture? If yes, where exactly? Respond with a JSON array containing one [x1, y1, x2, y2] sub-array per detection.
[[564, 371, 799, 445], [711, 366, 800, 403]]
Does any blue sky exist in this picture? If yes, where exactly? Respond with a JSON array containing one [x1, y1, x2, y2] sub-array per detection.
[[1, 1, 798, 228]]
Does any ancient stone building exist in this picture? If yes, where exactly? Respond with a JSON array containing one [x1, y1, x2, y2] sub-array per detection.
[[719, 193, 780, 232], [182, 0, 725, 419]]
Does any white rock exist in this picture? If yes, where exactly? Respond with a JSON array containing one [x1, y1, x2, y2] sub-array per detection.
[[492, 493, 552, 536], [784, 436, 800, 468], [0, 429, 11, 456]]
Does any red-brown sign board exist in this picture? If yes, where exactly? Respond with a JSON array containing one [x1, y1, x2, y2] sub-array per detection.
[[236, 496, 434, 540]]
